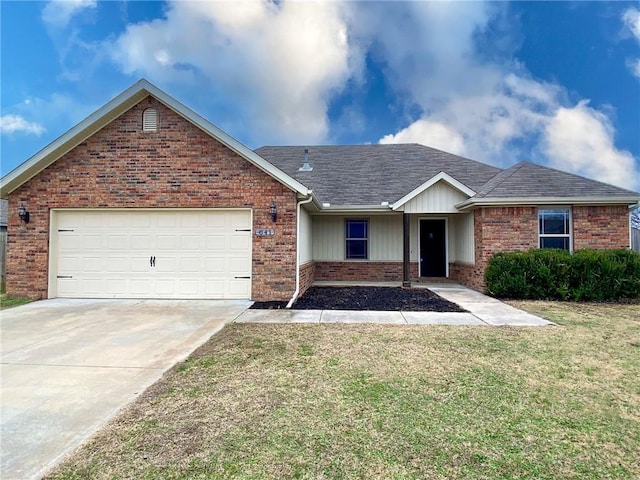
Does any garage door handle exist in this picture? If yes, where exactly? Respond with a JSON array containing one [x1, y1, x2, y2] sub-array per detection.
[[150, 256, 156, 267], [235, 229, 251, 232], [235, 276, 250, 279], [57, 275, 73, 279]]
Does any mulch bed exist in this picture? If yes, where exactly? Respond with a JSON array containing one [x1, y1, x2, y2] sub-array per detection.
[[250, 286, 466, 312]]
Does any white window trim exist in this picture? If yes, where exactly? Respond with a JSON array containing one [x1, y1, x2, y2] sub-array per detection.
[[538, 207, 573, 252], [345, 218, 369, 260]]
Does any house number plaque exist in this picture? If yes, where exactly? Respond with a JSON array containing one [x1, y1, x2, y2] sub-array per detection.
[[255, 228, 275, 237]]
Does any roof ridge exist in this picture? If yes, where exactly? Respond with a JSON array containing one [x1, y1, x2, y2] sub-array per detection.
[[477, 162, 525, 197]]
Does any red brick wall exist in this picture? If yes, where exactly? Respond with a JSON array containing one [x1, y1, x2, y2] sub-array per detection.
[[299, 261, 315, 296], [314, 261, 419, 282], [573, 205, 630, 250], [464, 205, 632, 292], [6, 97, 297, 301]]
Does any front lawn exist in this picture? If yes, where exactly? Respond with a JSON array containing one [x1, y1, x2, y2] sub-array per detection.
[[47, 302, 640, 480]]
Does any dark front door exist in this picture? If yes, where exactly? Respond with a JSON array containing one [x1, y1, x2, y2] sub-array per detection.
[[420, 219, 446, 277]]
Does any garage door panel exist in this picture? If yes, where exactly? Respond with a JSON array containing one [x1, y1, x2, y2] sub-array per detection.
[[156, 235, 178, 250], [82, 236, 103, 250], [84, 256, 107, 272], [228, 279, 251, 298], [58, 256, 80, 273], [53, 210, 252, 299], [132, 235, 153, 250], [180, 236, 201, 250]]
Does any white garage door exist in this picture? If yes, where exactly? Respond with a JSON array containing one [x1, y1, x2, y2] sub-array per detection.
[[51, 210, 252, 299]]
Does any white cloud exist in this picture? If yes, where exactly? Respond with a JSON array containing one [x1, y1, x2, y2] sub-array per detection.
[[99, 0, 638, 190], [42, 0, 96, 29], [623, 7, 640, 41], [379, 119, 466, 155], [109, 0, 355, 144], [623, 8, 640, 79], [542, 101, 639, 190], [627, 58, 640, 78], [0, 115, 45, 136]]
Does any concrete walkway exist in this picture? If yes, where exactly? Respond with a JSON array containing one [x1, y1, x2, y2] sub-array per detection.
[[235, 283, 553, 326], [0, 299, 250, 480]]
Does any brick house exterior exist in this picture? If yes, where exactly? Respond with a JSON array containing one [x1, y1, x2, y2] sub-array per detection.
[[2, 80, 638, 303], [6, 97, 299, 301]]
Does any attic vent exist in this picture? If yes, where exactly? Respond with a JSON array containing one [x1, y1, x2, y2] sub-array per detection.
[[142, 108, 158, 132], [299, 148, 313, 171]]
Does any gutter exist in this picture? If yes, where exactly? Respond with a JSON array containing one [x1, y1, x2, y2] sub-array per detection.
[[286, 194, 315, 309], [456, 196, 640, 211]]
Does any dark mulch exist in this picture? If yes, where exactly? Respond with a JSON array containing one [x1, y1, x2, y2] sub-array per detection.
[[251, 286, 466, 312]]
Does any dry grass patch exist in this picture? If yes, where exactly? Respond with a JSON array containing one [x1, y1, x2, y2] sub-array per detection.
[[47, 302, 640, 480]]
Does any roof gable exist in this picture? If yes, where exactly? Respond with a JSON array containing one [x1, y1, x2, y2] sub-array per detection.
[[392, 172, 475, 212], [1, 79, 310, 197]]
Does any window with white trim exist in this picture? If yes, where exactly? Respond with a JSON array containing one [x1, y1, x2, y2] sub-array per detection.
[[142, 108, 158, 131], [345, 219, 368, 259], [539, 208, 571, 251]]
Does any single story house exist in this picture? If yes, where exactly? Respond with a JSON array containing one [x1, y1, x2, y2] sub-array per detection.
[[1, 80, 638, 304]]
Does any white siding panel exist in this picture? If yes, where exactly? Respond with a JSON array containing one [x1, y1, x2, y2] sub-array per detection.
[[299, 207, 313, 264], [403, 181, 469, 214], [370, 215, 402, 261], [312, 215, 403, 261], [452, 213, 475, 264], [313, 216, 344, 261]]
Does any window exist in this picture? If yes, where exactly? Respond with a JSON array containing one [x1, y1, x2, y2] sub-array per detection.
[[539, 208, 571, 251], [142, 108, 158, 132], [345, 219, 368, 259]]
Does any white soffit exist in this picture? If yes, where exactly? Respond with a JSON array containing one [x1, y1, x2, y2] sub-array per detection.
[[391, 172, 475, 211]]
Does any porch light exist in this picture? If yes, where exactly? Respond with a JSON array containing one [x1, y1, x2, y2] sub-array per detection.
[[270, 201, 277, 222], [17, 204, 30, 224]]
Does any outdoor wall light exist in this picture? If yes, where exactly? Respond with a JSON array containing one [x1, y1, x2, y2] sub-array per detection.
[[17, 204, 30, 224], [270, 201, 277, 222]]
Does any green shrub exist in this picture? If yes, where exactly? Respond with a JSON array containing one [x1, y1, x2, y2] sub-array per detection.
[[485, 249, 640, 301]]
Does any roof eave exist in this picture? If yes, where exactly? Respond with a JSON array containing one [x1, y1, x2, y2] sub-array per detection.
[[456, 196, 640, 211]]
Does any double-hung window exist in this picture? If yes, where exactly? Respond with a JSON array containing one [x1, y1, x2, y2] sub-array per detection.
[[345, 219, 368, 259], [539, 208, 571, 251]]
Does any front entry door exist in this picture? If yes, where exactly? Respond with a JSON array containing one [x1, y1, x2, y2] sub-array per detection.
[[420, 219, 446, 277]]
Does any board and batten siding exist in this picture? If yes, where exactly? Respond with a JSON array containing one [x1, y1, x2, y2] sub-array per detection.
[[312, 212, 475, 265], [451, 213, 475, 263], [313, 215, 403, 261], [402, 181, 469, 214], [299, 207, 313, 264]]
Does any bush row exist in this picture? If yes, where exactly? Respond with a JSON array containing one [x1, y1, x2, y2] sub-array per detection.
[[485, 249, 640, 301]]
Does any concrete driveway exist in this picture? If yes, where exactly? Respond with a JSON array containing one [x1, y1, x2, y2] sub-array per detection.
[[0, 298, 250, 480]]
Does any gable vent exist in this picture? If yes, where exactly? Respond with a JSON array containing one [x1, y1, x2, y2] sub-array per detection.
[[142, 108, 158, 132]]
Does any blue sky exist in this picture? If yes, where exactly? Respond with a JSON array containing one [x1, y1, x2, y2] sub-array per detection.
[[2, 1, 639, 191]]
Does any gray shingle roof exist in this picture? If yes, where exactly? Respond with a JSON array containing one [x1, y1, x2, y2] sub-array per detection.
[[475, 162, 640, 199], [256, 144, 639, 207], [256, 144, 502, 205]]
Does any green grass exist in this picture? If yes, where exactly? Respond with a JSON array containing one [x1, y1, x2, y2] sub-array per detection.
[[0, 294, 32, 309], [46, 302, 640, 480]]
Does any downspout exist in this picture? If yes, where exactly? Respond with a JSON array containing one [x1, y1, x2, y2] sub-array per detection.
[[287, 194, 314, 308]]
